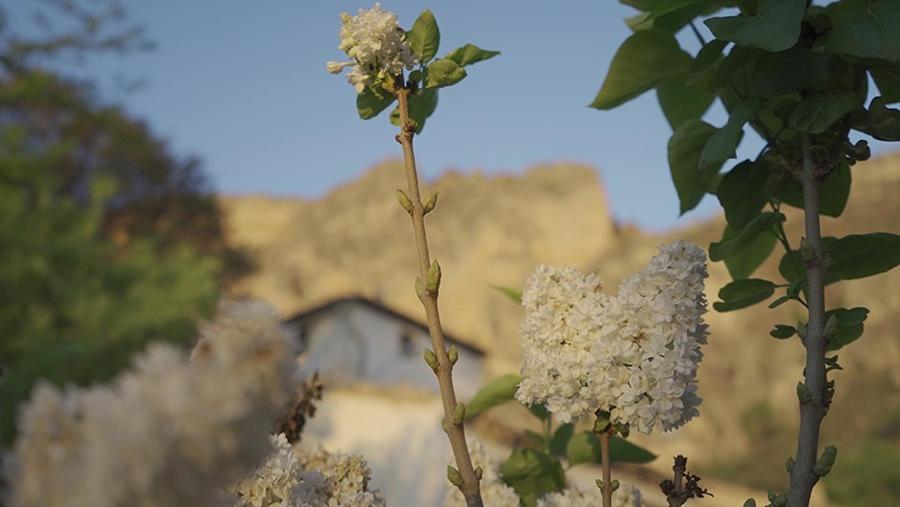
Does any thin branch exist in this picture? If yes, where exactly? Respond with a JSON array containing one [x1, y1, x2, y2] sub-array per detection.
[[394, 88, 483, 507], [689, 21, 706, 46], [787, 134, 828, 507]]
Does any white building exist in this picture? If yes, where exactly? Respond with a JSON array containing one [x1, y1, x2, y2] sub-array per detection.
[[286, 295, 485, 400]]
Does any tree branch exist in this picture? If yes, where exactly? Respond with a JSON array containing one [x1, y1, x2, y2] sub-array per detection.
[[394, 88, 483, 507], [787, 134, 828, 507]]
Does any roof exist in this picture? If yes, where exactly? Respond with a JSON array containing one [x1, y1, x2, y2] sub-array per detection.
[[284, 295, 485, 356]]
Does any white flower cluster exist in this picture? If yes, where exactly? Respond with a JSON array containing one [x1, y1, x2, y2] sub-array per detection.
[[537, 485, 643, 507], [327, 3, 417, 93], [516, 241, 709, 433], [10, 300, 298, 507], [234, 434, 384, 507], [443, 441, 519, 507], [443, 441, 642, 507]]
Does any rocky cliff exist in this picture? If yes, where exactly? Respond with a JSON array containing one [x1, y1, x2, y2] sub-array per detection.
[[220, 153, 900, 502]]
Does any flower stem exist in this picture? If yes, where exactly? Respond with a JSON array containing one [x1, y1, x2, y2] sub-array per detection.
[[787, 133, 827, 507], [394, 88, 483, 507], [600, 430, 613, 507]]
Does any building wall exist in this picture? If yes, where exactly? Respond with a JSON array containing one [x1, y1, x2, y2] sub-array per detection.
[[296, 301, 484, 399]]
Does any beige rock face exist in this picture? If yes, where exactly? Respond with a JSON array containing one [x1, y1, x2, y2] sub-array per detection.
[[221, 153, 900, 496]]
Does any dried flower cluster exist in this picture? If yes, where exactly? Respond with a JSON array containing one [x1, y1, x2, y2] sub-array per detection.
[[234, 434, 384, 507], [10, 300, 298, 507], [516, 241, 709, 432], [327, 3, 416, 93], [444, 440, 642, 507]]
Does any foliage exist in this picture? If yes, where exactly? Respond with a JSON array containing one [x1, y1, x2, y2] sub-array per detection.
[[0, 126, 221, 445], [595, 0, 900, 504], [0, 2, 238, 446]]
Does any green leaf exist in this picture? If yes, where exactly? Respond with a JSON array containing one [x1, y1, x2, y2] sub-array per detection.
[[713, 278, 776, 312], [751, 47, 831, 96], [626, 0, 726, 32], [356, 86, 395, 120], [777, 237, 838, 283], [425, 59, 467, 89], [500, 449, 566, 507], [826, 233, 900, 283], [853, 97, 900, 141], [668, 119, 721, 215], [565, 431, 656, 466], [527, 403, 551, 421], [717, 159, 770, 229], [407, 10, 440, 63], [389, 88, 438, 134], [788, 93, 859, 134], [770, 324, 796, 339], [657, 73, 715, 129], [691, 39, 728, 74], [825, 307, 869, 351], [775, 162, 852, 218], [825, 0, 900, 62], [768, 294, 793, 309], [708, 45, 763, 92], [444, 44, 500, 67], [549, 423, 574, 458], [704, 0, 805, 52], [590, 29, 691, 110], [490, 284, 522, 304], [699, 103, 753, 172], [709, 211, 784, 262], [722, 222, 778, 280], [465, 374, 520, 418], [872, 67, 900, 104]]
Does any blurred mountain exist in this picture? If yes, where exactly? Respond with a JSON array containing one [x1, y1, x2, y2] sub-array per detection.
[[220, 153, 900, 504]]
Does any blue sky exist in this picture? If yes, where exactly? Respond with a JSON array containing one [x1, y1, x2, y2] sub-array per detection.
[[8, 1, 891, 231]]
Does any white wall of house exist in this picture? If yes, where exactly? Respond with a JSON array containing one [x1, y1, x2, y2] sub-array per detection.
[[294, 300, 484, 399]]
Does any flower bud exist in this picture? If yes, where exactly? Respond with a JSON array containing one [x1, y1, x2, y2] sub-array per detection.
[[426, 260, 442, 293], [423, 349, 439, 370], [474, 466, 483, 480], [447, 345, 459, 365], [423, 191, 438, 214], [396, 189, 413, 213], [796, 382, 812, 404], [453, 403, 466, 424], [447, 465, 464, 488], [814, 445, 837, 477]]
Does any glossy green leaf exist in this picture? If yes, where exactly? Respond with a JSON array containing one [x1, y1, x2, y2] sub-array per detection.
[[500, 449, 566, 507], [717, 159, 770, 229], [356, 86, 395, 120], [825, 307, 869, 351], [700, 103, 753, 172], [708, 45, 763, 92], [657, 73, 715, 129], [826, 233, 900, 283], [389, 88, 438, 133], [490, 284, 522, 304], [668, 119, 722, 215], [709, 212, 784, 262], [776, 162, 852, 218], [407, 10, 440, 63], [590, 29, 691, 110], [722, 222, 778, 280], [527, 403, 551, 421], [788, 92, 859, 134], [691, 39, 728, 74], [465, 374, 520, 418], [825, 0, 900, 62], [425, 59, 467, 88], [770, 324, 796, 339], [713, 278, 776, 312], [704, 0, 805, 52], [444, 44, 500, 67]]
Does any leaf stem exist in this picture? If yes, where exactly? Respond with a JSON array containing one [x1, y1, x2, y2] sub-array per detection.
[[394, 88, 483, 507], [787, 133, 828, 507]]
